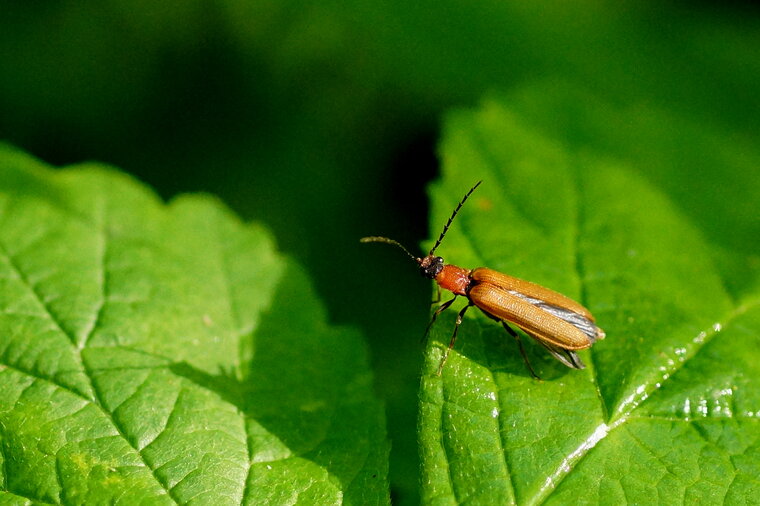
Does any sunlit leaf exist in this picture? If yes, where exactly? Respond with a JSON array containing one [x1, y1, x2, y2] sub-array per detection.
[[0, 145, 389, 505], [419, 94, 760, 505]]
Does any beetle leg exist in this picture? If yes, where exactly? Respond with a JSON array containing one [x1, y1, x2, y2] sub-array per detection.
[[436, 303, 472, 376], [431, 285, 442, 304], [423, 295, 458, 343], [501, 322, 541, 380]]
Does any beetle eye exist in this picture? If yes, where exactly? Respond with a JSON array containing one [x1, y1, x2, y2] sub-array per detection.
[[419, 256, 444, 279]]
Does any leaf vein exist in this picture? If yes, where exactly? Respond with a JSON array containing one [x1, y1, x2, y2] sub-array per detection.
[[82, 356, 180, 503], [241, 420, 255, 505], [211, 213, 254, 381], [613, 297, 760, 422], [440, 388, 462, 505], [479, 323, 517, 504], [571, 169, 610, 423], [79, 195, 106, 349], [141, 386, 182, 453], [0, 362, 91, 403], [72, 197, 179, 503], [472, 123, 546, 232], [210, 214, 253, 505], [0, 240, 82, 351]]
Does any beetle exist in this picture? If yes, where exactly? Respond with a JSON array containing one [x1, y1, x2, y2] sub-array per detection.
[[361, 181, 605, 377]]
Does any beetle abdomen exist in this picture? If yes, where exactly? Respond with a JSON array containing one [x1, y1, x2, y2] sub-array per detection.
[[469, 283, 594, 350], [470, 268, 594, 320]]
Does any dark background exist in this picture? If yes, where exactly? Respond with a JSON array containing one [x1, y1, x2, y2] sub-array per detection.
[[1, 2, 758, 503]]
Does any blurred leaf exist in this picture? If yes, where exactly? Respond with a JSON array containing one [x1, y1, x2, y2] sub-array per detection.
[[0, 144, 389, 505], [419, 93, 759, 504]]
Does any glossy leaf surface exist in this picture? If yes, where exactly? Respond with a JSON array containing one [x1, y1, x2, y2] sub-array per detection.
[[419, 93, 760, 505]]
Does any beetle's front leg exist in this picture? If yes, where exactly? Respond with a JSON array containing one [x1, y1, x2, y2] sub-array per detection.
[[423, 295, 458, 344], [436, 302, 472, 376]]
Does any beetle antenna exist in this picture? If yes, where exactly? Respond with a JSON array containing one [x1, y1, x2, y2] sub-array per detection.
[[429, 180, 482, 255], [360, 236, 418, 262]]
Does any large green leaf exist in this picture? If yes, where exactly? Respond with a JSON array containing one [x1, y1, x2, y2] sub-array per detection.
[[419, 95, 759, 504], [0, 145, 389, 505]]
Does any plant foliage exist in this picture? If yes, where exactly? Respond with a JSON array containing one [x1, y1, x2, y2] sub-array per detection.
[[0, 145, 389, 505], [419, 93, 760, 505]]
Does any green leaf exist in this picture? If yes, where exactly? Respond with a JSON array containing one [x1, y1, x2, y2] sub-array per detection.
[[0, 144, 389, 505], [419, 91, 760, 504]]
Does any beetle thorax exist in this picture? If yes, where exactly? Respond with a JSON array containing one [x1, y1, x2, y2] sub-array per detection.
[[434, 264, 472, 296]]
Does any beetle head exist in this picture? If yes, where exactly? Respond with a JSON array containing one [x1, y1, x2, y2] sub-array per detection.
[[418, 255, 444, 279]]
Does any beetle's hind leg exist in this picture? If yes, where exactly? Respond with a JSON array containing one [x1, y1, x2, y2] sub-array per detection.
[[501, 322, 541, 380], [436, 302, 472, 376]]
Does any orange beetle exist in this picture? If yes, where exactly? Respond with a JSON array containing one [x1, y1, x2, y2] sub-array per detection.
[[361, 181, 605, 377]]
